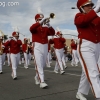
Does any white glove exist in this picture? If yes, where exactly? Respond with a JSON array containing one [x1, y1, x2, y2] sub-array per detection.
[[39, 18, 47, 25], [26, 50, 28, 53], [46, 22, 51, 27], [49, 50, 51, 52], [94, 0, 100, 13]]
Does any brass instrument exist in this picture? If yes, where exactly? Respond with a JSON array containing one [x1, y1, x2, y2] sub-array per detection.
[[0, 30, 4, 55], [44, 13, 55, 24]]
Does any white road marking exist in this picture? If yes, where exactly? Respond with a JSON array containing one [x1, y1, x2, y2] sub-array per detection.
[[19, 67, 81, 77]]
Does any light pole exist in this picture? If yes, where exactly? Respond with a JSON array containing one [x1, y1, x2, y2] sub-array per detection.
[[71, 7, 78, 9]]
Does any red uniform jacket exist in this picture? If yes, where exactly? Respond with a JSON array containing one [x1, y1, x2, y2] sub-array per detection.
[[70, 42, 77, 50], [51, 37, 66, 49], [5, 39, 22, 54], [3, 45, 10, 54], [22, 44, 32, 54], [74, 10, 100, 43], [22, 44, 27, 53], [30, 23, 55, 44], [48, 39, 54, 51]]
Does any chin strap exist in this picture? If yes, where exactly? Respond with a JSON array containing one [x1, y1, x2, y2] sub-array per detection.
[[80, 7, 86, 13]]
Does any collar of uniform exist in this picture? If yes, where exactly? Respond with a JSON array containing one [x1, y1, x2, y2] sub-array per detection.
[[42, 24, 49, 27]]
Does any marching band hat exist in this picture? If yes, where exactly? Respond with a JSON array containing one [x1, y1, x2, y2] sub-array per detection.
[[12, 32, 19, 37], [77, 0, 94, 9], [35, 13, 44, 21], [24, 38, 28, 41], [56, 31, 62, 35]]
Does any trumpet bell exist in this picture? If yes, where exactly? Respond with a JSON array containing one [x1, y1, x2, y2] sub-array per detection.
[[50, 13, 55, 19]]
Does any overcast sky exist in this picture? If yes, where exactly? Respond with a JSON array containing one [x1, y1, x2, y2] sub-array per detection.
[[0, 0, 97, 41]]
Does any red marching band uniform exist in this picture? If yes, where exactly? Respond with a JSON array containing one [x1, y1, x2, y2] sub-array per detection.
[[50, 31, 66, 74], [5, 31, 22, 79], [30, 13, 55, 88]]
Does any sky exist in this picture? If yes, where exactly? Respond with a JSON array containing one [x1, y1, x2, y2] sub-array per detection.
[[0, 0, 96, 41]]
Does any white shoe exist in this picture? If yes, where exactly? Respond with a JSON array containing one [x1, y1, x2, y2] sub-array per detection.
[[64, 65, 68, 69], [46, 63, 51, 68], [34, 76, 40, 85], [11, 73, 17, 80], [71, 63, 74, 66], [54, 70, 59, 73], [40, 82, 48, 88], [24, 66, 28, 69], [0, 71, 3, 74], [75, 64, 78, 66], [76, 93, 87, 100], [60, 70, 65, 75], [47, 65, 51, 68], [19, 62, 21, 65]]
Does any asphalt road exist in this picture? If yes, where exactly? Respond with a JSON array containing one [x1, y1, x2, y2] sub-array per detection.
[[0, 60, 94, 100]]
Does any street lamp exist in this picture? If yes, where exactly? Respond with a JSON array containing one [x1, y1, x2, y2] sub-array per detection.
[[71, 7, 77, 9]]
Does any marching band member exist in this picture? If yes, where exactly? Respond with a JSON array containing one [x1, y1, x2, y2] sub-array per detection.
[[5, 31, 22, 80], [70, 39, 79, 67], [75, 0, 100, 100], [30, 12, 55, 88], [51, 31, 66, 74], [22, 38, 31, 69]]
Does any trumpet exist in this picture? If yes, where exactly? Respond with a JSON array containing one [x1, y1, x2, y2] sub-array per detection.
[[44, 13, 55, 24]]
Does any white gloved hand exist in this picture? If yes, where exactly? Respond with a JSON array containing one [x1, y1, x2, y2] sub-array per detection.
[[49, 50, 51, 52], [46, 22, 51, 27], [94, 0, 100, 13], [26, 50, 28, 53], [39, 18, 46, 25]]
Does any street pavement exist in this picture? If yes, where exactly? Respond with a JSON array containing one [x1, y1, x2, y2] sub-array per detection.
[[0, 60, 94, 100]]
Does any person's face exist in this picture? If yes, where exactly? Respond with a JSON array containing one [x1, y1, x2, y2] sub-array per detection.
[[82, 4, 93, 13], [36, 18, 42, 23], [14, 36, 19, 39]]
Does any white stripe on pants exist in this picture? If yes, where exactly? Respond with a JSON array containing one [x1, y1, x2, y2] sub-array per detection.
[[77, 39, 100, 98], [10, 53, 20, 77], [54, 48, 64, 71], [34, 42, 48, 83]]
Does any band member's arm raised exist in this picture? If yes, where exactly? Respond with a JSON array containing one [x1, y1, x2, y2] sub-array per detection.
[[47, 27, 55, 36], [75, 10, 98, 26]]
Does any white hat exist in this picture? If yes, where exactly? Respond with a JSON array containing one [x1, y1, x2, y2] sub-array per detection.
[[56, 27, 60, 32], [13, 26, 19, 32]]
